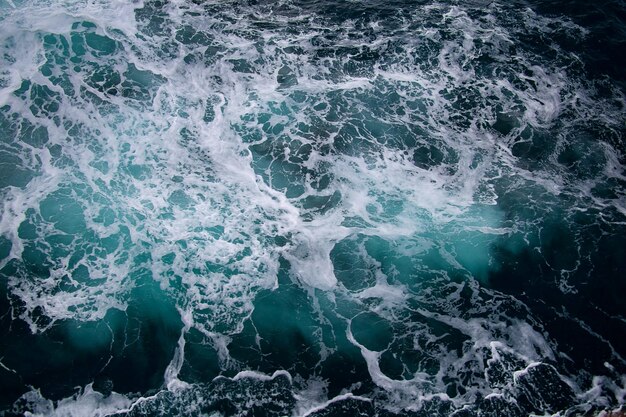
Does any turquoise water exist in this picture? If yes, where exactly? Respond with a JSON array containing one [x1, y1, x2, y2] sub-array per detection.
[[1, 0, 625, 416]]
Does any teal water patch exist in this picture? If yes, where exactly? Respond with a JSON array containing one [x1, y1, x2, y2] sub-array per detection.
[[351, 311, 394, 351], [228, 260, 325, 377], [0, 265, 181, 402]]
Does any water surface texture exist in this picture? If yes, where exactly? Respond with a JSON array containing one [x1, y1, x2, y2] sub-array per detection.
[[1, 0, 626, 415]]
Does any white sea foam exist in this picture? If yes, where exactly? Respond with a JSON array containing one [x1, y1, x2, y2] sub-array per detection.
[[19, 385, 132, 417], [299, 392, 371, 417], [231, 369, 293, 383]]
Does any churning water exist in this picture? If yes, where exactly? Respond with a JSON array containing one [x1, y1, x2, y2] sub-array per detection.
[[1, 0, 625, 415]]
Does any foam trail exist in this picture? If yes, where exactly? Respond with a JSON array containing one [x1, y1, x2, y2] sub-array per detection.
[[164, 309, 192, 392]]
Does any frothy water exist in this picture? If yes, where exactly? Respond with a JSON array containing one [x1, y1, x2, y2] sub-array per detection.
[[1, 0, 625, 416]]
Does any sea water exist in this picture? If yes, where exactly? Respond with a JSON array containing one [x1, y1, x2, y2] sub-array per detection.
[[0, 0, 625, 416]]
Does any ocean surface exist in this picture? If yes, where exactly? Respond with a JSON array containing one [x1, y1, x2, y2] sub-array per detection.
[[1, 0, 625, 415]]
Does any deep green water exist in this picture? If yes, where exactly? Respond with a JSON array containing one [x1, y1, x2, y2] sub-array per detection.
[[1, 0, 625, 416]]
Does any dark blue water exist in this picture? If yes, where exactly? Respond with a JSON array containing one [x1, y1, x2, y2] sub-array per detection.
[[1, 0, 625, 416]]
